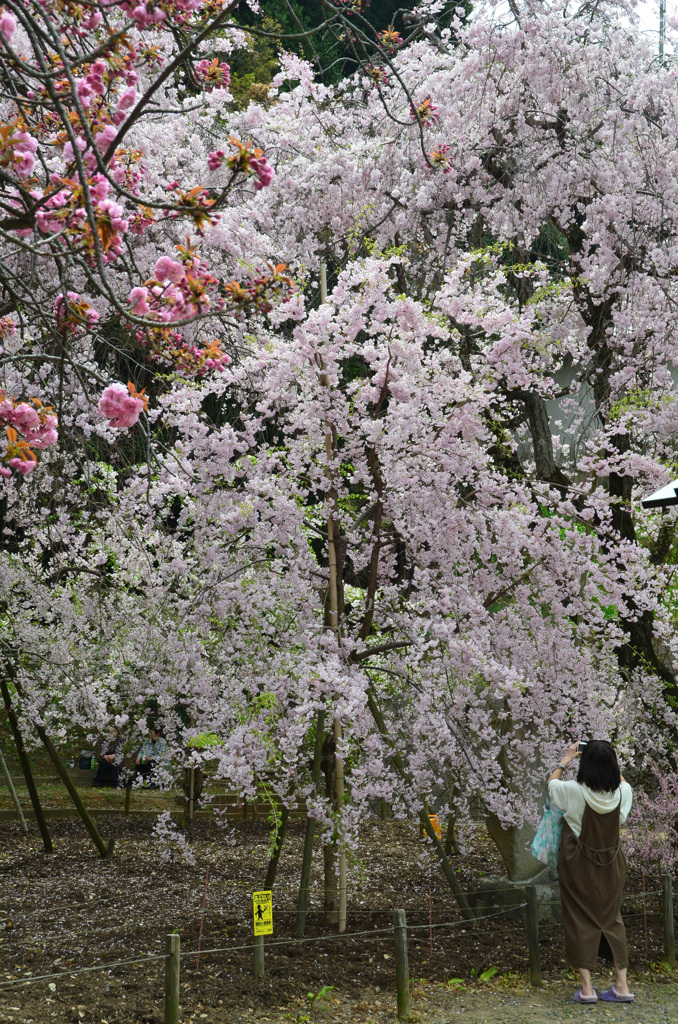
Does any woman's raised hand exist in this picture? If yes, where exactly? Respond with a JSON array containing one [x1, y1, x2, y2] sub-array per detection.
[[561, 741, 582, 765]]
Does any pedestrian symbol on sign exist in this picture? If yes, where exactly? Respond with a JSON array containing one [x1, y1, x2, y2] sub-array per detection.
[[252, 890, 273, 936]]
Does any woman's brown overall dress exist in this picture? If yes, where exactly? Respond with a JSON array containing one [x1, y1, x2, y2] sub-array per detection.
[[558, 793, 628, 971]]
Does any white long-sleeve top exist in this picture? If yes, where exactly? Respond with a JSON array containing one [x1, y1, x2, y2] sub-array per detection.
[[547, 779, 633, 838]]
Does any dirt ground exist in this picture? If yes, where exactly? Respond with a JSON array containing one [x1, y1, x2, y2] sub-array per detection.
[[0, 816, 675, 1024]]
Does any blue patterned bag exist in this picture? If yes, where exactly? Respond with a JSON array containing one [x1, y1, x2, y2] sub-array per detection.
[[531, 794, 565, 869]]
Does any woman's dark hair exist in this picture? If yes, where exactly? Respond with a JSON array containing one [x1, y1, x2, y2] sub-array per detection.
[[576, 740, 621, 793]]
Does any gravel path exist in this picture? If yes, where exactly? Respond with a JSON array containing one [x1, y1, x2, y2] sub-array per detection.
[[408, 978, 678, 1023], [240, 978, 678, 1024]]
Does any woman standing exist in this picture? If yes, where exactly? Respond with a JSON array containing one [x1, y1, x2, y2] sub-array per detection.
[[548, 739, 634, 1004]]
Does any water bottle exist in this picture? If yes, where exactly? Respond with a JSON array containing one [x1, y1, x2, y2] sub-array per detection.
[[90, 755, 95, 769]]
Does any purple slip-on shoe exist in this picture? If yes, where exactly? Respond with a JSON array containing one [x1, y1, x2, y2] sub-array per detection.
[[599, 986, 634, 1003], [573, 988, 598, 1003]]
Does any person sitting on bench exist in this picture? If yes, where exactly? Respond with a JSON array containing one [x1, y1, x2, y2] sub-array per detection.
[[133, 727, 168, 788], [93, 726, 124, 787]]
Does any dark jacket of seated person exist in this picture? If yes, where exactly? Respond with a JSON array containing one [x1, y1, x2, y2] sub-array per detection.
[[93, 727, 124, 787]]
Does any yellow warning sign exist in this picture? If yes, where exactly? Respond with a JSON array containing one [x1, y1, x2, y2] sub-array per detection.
[[253, 890, 273, 936]]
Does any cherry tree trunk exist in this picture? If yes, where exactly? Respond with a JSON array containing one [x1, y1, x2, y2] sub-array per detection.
[[486, 814, 544, 882]]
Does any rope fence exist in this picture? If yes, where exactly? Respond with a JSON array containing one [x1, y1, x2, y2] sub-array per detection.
[[1, 877, 675, 1023]]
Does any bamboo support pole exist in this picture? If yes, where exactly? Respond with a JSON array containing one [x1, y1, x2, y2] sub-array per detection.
[[195, 865, 209, 972], [0, 744, 28, 832], [295, 709, 326, 936], [365, 687, 474, 920], [0, 674, 53, 853], [264, 804, 289, 889], [5, 666, 113, 857], [37, 726, 113, 858], [320, 260, 347, 934]]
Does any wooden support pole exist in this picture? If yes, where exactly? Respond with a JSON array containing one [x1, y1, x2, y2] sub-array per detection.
[[0, 745, 28, 833], [365, 688, 474, 921], [333, 711, 347, 934], [318, 260, 347, 935], [393, 909, 411, 1021], [525, 885, 542, 987], [189, 766, 195, 822], [253, 934, 265, 978], [164, 933, 180, 1024], [196, 866, 209, 973], [295, 709, 326, 936], [5, 667, 113, 857], [37, 726, 113, 858], [295, 815, 315, 936], [124, 782, 132, 815], [264, 804, 289, 889], [0, 675, 53, 853], [661, 873, 676, 967]]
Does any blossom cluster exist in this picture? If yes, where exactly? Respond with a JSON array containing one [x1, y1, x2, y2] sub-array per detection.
[[98, 382, 148, 429], [0, 0, 285, 418], [207, 137, 275, 191], [0, 395, 58, 477], [195, 58, 231, 90], [377, 26, 403, 52]]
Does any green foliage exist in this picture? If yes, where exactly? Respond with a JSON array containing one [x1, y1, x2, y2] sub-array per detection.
[[477, 966, 499, 983], [610, 387, 671, 422], [234, 2, 451, 87], [306, 985, 336, 1004], [228, 15, 282, 108], [187, 731, 221, 749]]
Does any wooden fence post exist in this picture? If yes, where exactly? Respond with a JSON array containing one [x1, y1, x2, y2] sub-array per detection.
[[393, 908, 411, 1021], [525, 885, 542, 987], [661, 874, 676, 967], [253, 934, 265, 978], [165, 933, 180, 1024]]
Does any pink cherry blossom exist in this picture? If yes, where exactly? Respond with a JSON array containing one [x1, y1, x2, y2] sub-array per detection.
[[208, 150, 225, 172], [9, 403, 41, 433], [129, 286, 151, 315], [98, 383, 146, 429], [0, 11, 16, 41], [8, 457, 35, 475], [250, 156, 274, 190], [154, 256, 185, 284], [117, 88, 137, 111]]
